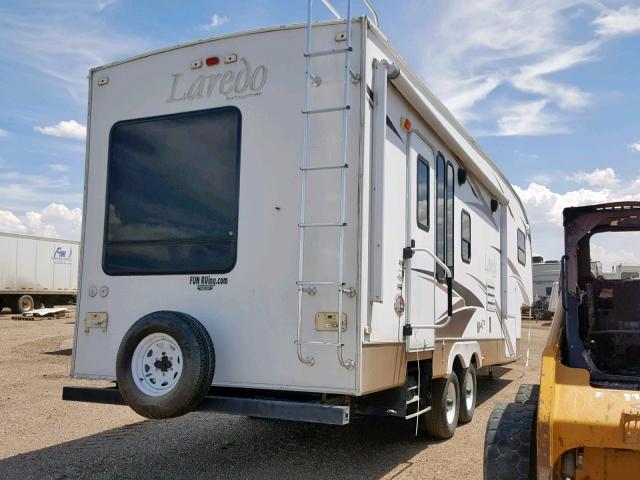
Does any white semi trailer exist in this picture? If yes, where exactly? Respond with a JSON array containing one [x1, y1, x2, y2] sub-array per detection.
[[64, 3, 532, 439], [0, 232, 79, 313]]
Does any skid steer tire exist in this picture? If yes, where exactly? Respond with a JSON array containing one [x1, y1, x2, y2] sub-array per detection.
[[515, 384, 540, 405], [484, 402, 537, 480], [116, 311, 215, 419]]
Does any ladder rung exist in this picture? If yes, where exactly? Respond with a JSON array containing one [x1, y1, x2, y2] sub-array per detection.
[[299, 222, 347, 228], [297, 281, 344, 286], [406, 395, 420, 405], [300, 163, 348, 171], [304, 47, 352, 58], [303, 105, 350, 115], [295, 340, 343, 347]]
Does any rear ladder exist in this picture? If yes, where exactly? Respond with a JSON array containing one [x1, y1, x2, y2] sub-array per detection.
[[295, 0, 373, 370]]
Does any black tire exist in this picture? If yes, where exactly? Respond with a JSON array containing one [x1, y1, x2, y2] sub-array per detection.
[[458, 364, 477, 423], [15, 295, 34, 313], [116, 311, 215, 419], [422, 373, 460, 439], [515, 384, 540, 405], [484, 402, 537, 480]]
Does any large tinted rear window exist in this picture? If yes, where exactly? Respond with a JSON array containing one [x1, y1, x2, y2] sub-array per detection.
[[103, 107, 241, 275]]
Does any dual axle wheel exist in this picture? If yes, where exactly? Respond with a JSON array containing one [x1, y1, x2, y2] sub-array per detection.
[[422, 363, 477, 439]]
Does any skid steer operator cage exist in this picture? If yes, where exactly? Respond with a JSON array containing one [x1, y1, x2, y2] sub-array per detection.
[[561, 202, 640, 389]]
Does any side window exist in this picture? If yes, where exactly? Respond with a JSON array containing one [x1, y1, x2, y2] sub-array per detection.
[[417, 156, 429, 231], [446, 162, 455, 273], [461, 210, 471, 263], [517, 228, 527, 266], [436, 154, 446, 279], [436, 154, 455, 279]]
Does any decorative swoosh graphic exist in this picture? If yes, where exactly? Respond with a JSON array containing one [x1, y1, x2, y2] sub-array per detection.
[[465, 175, 498, 230], [508, 258, 531, 305]]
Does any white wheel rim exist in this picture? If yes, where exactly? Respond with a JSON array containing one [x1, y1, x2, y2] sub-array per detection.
[[132, 333, 183, 397], [464, 370, 474, 411], [446, 381, 457, 424]]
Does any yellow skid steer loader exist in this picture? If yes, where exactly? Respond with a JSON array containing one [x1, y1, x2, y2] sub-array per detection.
[[484, 202, 640, 479]]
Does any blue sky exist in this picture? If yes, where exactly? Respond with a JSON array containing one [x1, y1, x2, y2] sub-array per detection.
[[0, 0, 639, 266]]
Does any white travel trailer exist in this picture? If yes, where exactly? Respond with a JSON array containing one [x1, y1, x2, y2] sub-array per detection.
[[0, 232, 78, 313], [64, 4, 532, 439]]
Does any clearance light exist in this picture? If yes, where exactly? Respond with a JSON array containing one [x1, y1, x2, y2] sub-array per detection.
[[205, 56, 220, 66], [401, 117, 412, 132]]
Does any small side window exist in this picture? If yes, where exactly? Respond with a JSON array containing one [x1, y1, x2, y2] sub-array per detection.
[[517, 228, 526, 266], [461, 210, 471, 263], [445, 162, 455, 274], [417, 156, 429, 231]]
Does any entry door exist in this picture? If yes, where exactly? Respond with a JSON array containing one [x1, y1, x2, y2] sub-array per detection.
[[407, 137, 435, 351]]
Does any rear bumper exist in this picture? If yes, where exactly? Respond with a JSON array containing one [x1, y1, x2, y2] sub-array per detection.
[[62, 386, 350, 425]]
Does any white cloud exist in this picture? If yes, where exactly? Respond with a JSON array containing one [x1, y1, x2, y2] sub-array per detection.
[[509, 41, 598, 110], [0, 203, 81, 239], [514, 150, 540, 160], [515, 167, 640, 263], [97, 0, 118, 12], [49, 163, 70, 173], [594, 5, 640, 36], [408, 0, 637, 136], [0, 210, 28, 234], [590, 236, 640, 272], [34, 120, 86, 140], [0, 169, 82, 214], [0, 7, 150, 103], [200, 14, 229, 31], [0, 128, 8, 138], [443, 76, 502, 121], [493, 100, 568, 136], [629, 142, 640, 153], [568, 167, 619, 188]]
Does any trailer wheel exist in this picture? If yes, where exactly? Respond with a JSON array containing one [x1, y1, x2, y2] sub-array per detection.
[[15, 295, 34, 313], [116, 311, 215, 419], [423, 372, 459, 439], [515, 384, 540, 405], [484, 402, 537, 480], [458, 364, 477, 423]]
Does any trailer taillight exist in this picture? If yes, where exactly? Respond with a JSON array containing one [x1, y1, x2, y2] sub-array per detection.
[[206, 56, 220, 66]]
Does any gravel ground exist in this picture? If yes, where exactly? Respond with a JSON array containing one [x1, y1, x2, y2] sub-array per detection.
[[0, 309, 548, 480]]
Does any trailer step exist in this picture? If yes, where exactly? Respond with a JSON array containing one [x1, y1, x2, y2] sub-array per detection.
[[304, 46, 352, 58], [302, 105, 350, 115], [300, 163, 349, 171], [404, 406, 431, 420]]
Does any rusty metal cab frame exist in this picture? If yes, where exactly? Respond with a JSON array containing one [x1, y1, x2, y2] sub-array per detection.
[[537, 202, 640, 479]]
